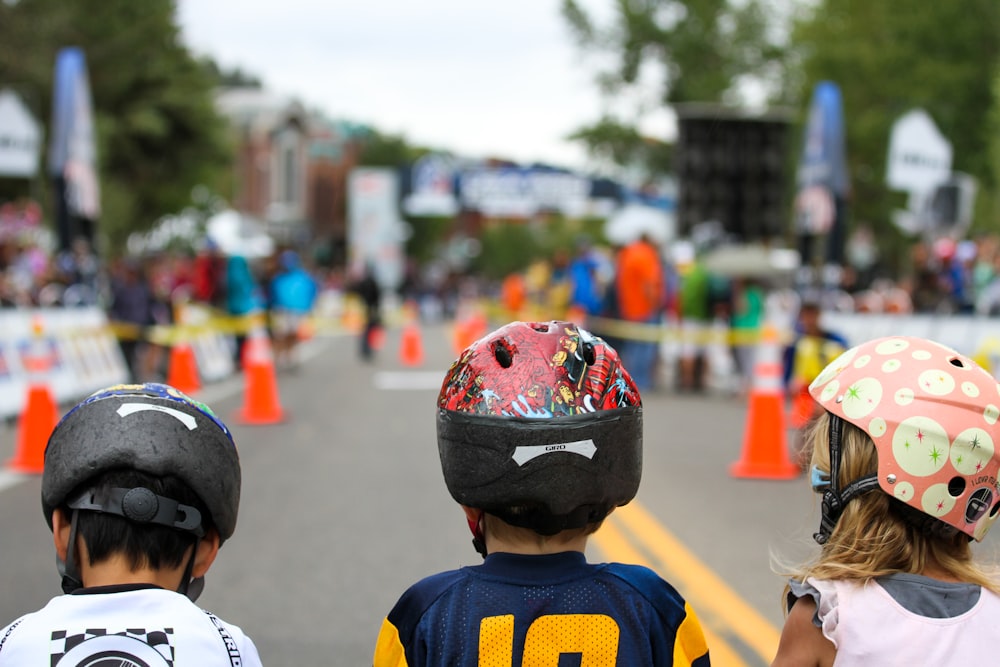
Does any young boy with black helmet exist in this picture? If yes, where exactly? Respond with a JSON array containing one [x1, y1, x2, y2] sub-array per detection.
[[0, 383, 262, 666], [373, 320, 710, 666]]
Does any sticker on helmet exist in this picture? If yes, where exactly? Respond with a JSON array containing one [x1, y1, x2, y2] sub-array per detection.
[[116, 403, 198, 430], [512, 439, 597, 465], [966, 487, 993, 524]]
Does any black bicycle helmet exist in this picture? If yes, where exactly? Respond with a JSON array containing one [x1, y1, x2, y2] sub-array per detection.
[[437, 321, 643, 538], [42, 382, 241, 599]]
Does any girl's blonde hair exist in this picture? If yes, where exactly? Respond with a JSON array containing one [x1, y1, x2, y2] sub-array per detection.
[[779, 412, 1000, 608]]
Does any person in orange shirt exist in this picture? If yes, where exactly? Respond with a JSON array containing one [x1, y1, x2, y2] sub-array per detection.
[[500, 271, 527, 319], [614, 233, 664, 390]]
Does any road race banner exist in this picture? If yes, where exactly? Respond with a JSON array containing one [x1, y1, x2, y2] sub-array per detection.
[[403, 153, 459, 217], [0, 89, 41, 178], [458, 167, 591, 218]]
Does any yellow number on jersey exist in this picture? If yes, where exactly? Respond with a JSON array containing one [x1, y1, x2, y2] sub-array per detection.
[[479, 613, 620, 666]]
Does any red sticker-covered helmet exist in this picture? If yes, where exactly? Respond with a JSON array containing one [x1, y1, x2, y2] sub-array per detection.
[[437, 321, 642, 533]]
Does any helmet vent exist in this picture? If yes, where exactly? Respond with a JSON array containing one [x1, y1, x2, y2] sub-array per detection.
[[493, 340, 514, 368], [990, 501, 1000, 518], [947, 476, 966, 498], [949, 357, 966, 368]]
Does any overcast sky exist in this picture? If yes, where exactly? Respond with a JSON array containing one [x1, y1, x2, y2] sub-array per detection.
[[175, 1, 674, 173]]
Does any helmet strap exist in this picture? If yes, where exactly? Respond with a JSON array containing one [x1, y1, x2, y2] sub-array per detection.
[[59, 488, 209, 598], [814, 414, 879, 544], [178, 538, 204, 601], [58, 508, 84, 594], [467, 514, 487, 559], [67, 487, 205, 538]]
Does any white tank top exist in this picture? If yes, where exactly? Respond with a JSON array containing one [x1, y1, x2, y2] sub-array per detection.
[[0, 586, 262, 666], [805, 576, 1000, 665]]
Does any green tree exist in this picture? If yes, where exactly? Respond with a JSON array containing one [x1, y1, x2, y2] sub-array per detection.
[[561, 0, 787, 168], [0, 0, 232, 253], [202, 59, 263, 89], [357, 130, 425, 168], [791, 0, 1000, 270], [988, 66, 1000, 225]]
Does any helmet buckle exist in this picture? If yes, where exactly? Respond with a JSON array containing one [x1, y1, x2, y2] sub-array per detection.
[[810, 465, 831, 492]]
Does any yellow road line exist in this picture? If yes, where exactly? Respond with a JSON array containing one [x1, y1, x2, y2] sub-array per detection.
[[594, 519, 747, 667], [595, 501, 781, 664]]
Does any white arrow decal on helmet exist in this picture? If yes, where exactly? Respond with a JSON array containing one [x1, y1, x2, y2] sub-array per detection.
[[512, 439, 597, 466], [117, 403, 197, 430]]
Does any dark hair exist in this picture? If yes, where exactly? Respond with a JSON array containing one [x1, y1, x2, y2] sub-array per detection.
[[67, 469, 214, 571]]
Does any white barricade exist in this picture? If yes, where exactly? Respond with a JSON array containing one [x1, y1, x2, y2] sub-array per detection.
[[176, 303, 235, 383], [0, 307, 130, 419]]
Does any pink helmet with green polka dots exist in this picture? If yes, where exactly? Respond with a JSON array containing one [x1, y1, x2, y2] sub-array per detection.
[[809, 336, 1000, 541]]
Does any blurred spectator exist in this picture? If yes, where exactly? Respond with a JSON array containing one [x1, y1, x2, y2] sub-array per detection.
[[546, 247, 572, 318], [845, 224, 879, 290], [730, 278, 765, 394], [972, 235, 998, 299], [614, 233, 664, 391], [350, 264, 383, 362], [500, 271, 527, 320], [55, 237, 100, 305], [784, 296, 848, 465], [948, 239, 978, 314], [268, 250, 319, 370], [225, 255, 262, 365], [567, 236, 603, 318], [524, 258, 551, 319], [593, 244, 625, 352], [108, 258, 155, 382], [904, 241, 946, 313], [192, 241, 226, 307], [143, 254, 177, 381], [677, 256, 711, 392]]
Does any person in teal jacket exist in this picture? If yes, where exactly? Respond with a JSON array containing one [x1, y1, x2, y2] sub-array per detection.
[[268, 250, 318, 369], [225, 255, 262, 365]]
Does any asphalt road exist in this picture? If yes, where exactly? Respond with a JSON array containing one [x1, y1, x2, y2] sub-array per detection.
[[3, 322, 995, 665]]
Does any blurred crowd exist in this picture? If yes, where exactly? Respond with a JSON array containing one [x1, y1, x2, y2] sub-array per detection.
[[488, 230, 1000, 395], [0, 214, 332, 381], [5, 191, 1000, 393]]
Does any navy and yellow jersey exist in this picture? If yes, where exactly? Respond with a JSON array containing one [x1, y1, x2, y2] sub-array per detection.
[[373, 551, 710, 666]]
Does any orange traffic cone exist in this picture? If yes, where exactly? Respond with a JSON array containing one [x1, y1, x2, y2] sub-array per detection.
[[452, 301, 489, 355], [8, 318, 59, 474], [235, 328, 285, 424], [8, 384, 59, 474], [451, 316, 474, 356], [729, 325, 800, 480], [399, 322, 424, 367], [469, 309, 489, 341], [166, 342, 201, 394]]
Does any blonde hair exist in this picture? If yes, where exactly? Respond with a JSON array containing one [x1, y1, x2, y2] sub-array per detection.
[[778, 412, 1000, 609]]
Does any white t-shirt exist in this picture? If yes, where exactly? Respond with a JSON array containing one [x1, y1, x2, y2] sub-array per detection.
[[791, 575, 1000, 666], [0, 584, 262, 666]]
